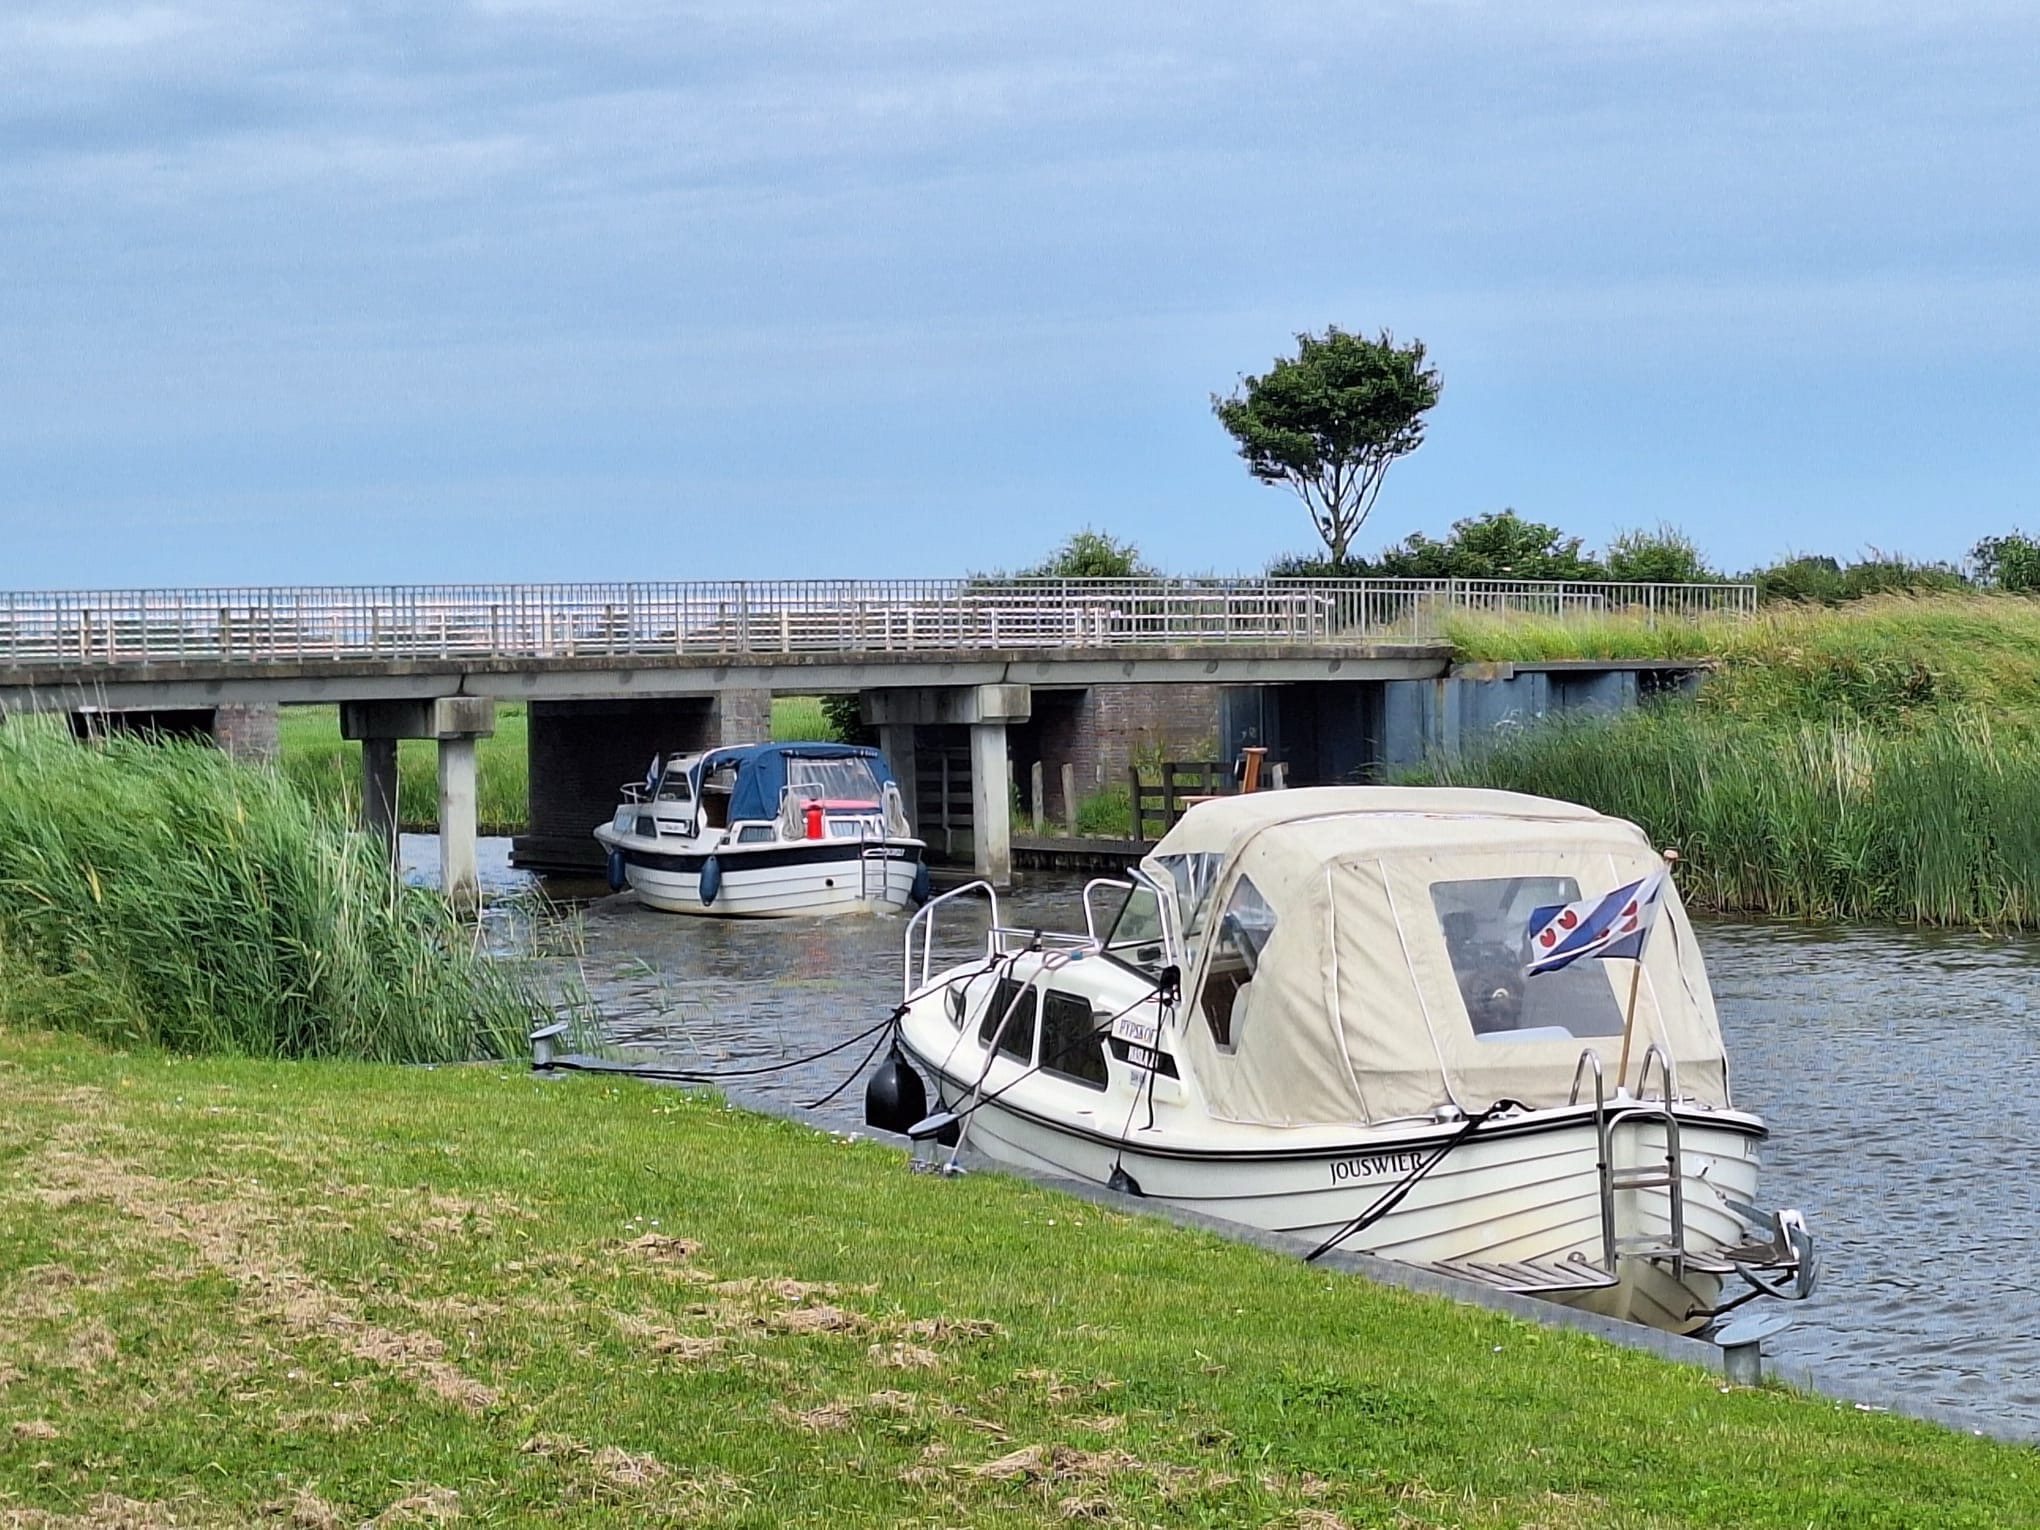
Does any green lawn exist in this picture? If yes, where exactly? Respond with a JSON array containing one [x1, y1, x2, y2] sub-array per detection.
[[0, 1026, 2030, 1527]]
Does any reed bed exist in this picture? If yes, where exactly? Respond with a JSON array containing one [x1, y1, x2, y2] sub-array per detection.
[[1415, 708, 2040, 927], [0, 725, 541, 1061]]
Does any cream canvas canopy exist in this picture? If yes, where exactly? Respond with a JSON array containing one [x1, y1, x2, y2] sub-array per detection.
[[1149, 788, 1731, 1127]]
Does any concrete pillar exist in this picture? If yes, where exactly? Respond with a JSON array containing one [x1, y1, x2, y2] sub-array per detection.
[[438, 735, 479, 913], [970, 720, 1012, 889], [342, 697, 494, 905], [877, 722, 918, 833], [361, 736, 399, 868]]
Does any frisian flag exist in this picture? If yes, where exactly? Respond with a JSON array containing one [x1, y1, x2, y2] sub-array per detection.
[[1523, 867, 1668, 976]]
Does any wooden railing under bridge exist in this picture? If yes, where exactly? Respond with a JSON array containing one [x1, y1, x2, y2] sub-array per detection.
[[0, 578, 1756, 668]]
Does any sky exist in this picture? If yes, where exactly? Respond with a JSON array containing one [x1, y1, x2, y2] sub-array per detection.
[[3, 0, 2037, 587]]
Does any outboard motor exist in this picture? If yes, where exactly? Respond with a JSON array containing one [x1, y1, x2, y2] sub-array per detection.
[[864, 1047, 928, 1134]]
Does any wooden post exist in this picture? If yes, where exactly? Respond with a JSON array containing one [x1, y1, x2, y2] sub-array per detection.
[[1030, 761, 1044, 833], [1061, 763, 1077, 838], [1127, 764, 1144, 843]]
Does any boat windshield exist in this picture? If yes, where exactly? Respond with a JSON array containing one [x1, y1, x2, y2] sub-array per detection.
[[654, 767, 693, 803], [787, 755, 883, 804], [1102, 882, 1171, 975], [1152, 852, 1224, 943]]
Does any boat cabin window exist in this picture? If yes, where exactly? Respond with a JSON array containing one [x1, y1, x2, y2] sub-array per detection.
[[1102, 886, 1169, 974], [978, 978, 1038, 1062], [735, 824, 776, 844], [1197, 877, 1275, 1050], [1429, 876, 1626, 1040], [1039, 990, 1108, 1090], [654, 769, 693, 804], [787, 755, 884, 805]]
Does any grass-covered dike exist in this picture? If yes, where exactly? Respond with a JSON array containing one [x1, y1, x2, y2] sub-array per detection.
[[1420, 595, 2040, 928], [1, 1025, 2032, 1529]]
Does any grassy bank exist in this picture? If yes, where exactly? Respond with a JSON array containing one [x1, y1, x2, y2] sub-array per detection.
[[1444, 594, 2040, 723], [278, 697, 844, 835], [0, 726, 538, 1062], [0, 1026, 2030, 1528], [1419, 596, 2040, 927]]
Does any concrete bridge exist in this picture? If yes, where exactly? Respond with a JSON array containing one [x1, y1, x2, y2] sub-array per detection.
[[0, 578, 1749, 902]]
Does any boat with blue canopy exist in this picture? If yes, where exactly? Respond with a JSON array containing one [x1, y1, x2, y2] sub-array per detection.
[[594, 741, 928, 917]]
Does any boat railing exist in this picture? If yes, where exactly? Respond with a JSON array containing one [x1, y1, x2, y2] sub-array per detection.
[[1636, 1042, 1681, 1104], [1081, 878, 1134, 944], [1572, 1043, 1691, 1282], [902, 881, 1102, 998], [904, 882, 1000, 997]]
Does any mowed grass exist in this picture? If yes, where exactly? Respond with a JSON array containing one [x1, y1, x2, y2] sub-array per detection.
[[277, 698, 848, 834], [0, 1029, 2033, 1529]]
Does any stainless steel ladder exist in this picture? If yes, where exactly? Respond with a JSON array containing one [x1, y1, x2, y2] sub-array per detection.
[[1571, 1044, 1691, 1280]]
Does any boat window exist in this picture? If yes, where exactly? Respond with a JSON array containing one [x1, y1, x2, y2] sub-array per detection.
[[1152, 852, 1224, 942], [787, 756, 883, 804], [1429, 877, 1627, 1040], [1197, 877, 1275, 1050], [1102, 886, 1168, 974], [654, 770, 692, 803], [978, 978, 1038, 1062], [1039, 990, 1107, 1090], [736, 824, 776, 844]]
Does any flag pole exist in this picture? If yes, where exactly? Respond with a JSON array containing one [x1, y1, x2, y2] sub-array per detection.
[[1616, 848, 1678, 1093]]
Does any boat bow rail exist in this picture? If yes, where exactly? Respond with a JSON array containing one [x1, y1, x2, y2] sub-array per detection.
[[902, 881, 1099, 998]]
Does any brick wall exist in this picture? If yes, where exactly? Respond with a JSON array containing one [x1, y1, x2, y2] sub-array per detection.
[[211, 704, 280, 763], [1029, 683, 1221, 818]]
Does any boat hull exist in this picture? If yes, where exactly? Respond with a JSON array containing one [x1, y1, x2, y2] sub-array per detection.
[[903, 1045, 1759, 1333], [597, 829, 924, 918]]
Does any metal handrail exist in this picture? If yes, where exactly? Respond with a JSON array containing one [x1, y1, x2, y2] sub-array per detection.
[[1636, 1042, 1682, 1104], [903, 880, 1000, 997], [0, 577, 1758, 669]]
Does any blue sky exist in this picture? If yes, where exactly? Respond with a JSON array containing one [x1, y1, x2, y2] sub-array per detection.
[[4, 1, 2036, 586]]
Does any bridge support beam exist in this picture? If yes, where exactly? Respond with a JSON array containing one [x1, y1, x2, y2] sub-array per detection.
[[864, 685, 1029, 888], [969, 721, 1012, 889], [342, 698, 497, 909], [360, 737, 399, 866]]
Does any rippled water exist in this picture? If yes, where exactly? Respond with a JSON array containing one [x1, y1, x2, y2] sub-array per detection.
[[410, 836, 2040, 1430]]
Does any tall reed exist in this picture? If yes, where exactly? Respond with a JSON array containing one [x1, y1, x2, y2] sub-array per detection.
[[0, 725, 541, 1060], [1412, 708, 2040, 928]]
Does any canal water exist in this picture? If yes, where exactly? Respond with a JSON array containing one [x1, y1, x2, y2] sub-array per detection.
[[409, 837, 2040, 1433]]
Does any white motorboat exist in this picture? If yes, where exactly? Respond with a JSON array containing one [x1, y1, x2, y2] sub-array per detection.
[[870, 786, 1816, 1335], [594, 742, 927, 917]]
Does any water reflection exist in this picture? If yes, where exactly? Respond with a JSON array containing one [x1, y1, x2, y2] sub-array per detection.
[[410, 838, 2040, 1429]]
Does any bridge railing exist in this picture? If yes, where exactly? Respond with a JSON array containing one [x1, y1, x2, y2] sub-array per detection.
[[0, 579, 1756, 667]]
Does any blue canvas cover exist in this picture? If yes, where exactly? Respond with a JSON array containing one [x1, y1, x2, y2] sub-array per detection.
[[696, 742, 896, 824]]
